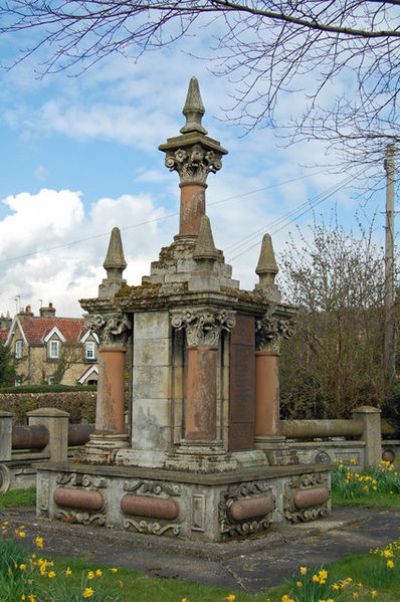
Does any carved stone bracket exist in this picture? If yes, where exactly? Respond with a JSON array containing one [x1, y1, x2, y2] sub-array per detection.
[[256, 306, 296, 353], [123, 519, 180, 537], [165, 144, 223, 185], [85, 312, 131, 348], [55, 510, 106, 526], [219, 481, 274, 539], [283, 472, 330, 523], [56, 473, 108, 489], [123, 480, 181, 497], [171, 308, 236, 347]]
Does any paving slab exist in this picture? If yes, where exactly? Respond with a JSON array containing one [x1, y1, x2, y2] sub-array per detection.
[[3, 506, 400, 592]]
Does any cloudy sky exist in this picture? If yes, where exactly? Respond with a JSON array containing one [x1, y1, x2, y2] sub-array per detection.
[[0, 24, 389, 317]]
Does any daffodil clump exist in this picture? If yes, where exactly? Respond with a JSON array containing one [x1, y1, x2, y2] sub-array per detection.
[[366, 539, 400, 588], [332, 459, 400, 499], [283, 566, 378, 601], [0, 521, 122, 601]]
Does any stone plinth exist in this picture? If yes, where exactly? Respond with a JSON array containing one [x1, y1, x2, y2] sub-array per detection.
[[36, 462, 330, 542]]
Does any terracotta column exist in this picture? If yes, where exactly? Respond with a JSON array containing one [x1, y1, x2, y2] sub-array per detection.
[[96, 347, 126, 434], [81, 312, 131, 462], [172, 308, 235, 444], [179, 183, 206, 236], [186, 345, 217, 440], [255, 351, 280, 437], [254, 311, 295, 442]]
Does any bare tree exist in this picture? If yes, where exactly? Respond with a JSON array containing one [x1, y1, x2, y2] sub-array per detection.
[[278, 218, 399, 419], [1, 1, 400, 173]]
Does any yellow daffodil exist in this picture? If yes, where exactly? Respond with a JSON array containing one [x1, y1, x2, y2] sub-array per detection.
[[82, 588, 95, 599], [87, 570, 95, 580], [65, 567, 72, 576], [226, 595, 236, 602], [387, 560, 394, 569], [300, 566, 307, 575], [34, 536, 44, 549], [95, 569, 103, 577]]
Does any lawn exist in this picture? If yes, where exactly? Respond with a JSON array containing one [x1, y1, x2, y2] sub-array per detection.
[[1, 464, 400, 601]]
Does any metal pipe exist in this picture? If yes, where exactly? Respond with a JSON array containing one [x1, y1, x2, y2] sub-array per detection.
[[12, 425, 49, 450]]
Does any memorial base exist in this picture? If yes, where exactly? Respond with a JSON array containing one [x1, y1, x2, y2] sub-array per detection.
[[36, 462, 331, 542]]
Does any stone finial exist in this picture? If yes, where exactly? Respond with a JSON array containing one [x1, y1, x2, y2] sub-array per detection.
[[99, 227, 127, 298], [180, 76, 208, 135], [255, 234, 281, 300], [256, 234, 278, 282], [193, 215, 218, 261], [103, 227, 127, 273]]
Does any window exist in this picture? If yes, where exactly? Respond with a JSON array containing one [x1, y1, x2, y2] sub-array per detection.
[[14, 376, 22, 387], [48, 339, 60, 359], [15, 339, 23, 359], [85, 341, 96, 361], [47, 376, 55, 385]]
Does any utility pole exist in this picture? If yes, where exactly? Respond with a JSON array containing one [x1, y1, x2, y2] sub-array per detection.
[[384, 143, 396, 389]]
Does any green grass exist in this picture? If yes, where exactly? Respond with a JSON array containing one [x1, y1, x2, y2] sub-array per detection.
[[0, 487, 36, 508], [332, 489, 400, 508]]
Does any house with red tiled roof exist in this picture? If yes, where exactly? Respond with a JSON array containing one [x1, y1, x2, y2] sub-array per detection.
[[5, 304, 99, 386]]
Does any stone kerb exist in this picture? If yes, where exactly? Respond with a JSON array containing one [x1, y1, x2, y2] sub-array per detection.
[[27, 408, 69, 463]]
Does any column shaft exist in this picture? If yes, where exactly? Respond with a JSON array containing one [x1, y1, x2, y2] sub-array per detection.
[[185, 346, 217, 440], [179, 183, 206, 236], [255, 351, 280, 437], [96, 348, 126, 434]]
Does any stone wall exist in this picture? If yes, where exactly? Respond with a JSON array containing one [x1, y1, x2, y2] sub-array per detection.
[[0, 392, 96, 424]]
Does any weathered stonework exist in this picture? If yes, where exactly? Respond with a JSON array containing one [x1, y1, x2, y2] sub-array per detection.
[[35, 77, 332, 543]]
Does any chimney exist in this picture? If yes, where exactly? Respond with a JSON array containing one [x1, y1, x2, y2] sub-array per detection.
[[40, 302, 56, 317], [19, 305, 34, 317]]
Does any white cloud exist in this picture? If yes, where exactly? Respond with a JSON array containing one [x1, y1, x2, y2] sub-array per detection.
[[0, 188, 174, 317]]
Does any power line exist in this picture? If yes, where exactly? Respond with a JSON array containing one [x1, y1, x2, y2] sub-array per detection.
[[227, 173, 356, 262], [0, 169, 327, 266]]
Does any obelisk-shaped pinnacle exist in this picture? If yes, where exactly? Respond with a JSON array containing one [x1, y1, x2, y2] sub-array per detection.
[[180, 76, 208, 135], [256, 233, 278, 279], [103, 227, 127, 273], [193, 215, 218, 261]]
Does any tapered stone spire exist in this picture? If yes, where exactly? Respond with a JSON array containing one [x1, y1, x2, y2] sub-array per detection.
[[159, 77, 228, 237], [99, 227, 127, 298], [193, 215, 218, 261], [255, 233, 280, 300], [180, 76, 208, 135]]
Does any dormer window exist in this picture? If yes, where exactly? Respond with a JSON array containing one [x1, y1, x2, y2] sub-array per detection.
[[15, 339, 23, 359], [48, 339, 60, 359], [85, 341, 96, 361]]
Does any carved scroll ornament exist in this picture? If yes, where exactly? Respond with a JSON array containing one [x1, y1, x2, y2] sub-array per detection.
[[85, 313, 131, 348], [171, 309, 235, 347], [256, 306, 296, 353], [165, 144, 223, 185]]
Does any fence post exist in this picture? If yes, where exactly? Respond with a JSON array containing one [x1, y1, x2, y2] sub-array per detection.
[[26, 408, 69, 462], [0, 411, 13, 461], [351, 406, 381, 469]]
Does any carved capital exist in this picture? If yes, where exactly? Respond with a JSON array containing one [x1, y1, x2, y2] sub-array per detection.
[[256, 307, 295, 353], [85, 312, 131, 348], [165, 144, 223, 185], [171, 309, 235, 347]]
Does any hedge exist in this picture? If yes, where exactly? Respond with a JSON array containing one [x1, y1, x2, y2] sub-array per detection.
[[0, 391, 96, 424]]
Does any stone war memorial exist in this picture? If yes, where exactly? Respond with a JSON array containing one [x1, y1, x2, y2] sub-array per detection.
[[36, 78, 331, 542]]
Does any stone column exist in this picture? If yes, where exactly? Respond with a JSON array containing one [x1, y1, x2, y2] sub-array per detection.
[[0, 411, 13, 461], [352, 406, 382, 468], [27, 408, 69, 463], [81, 312, 131, 463], [172, 309, 235, 444], [254, 310, 296, 462]]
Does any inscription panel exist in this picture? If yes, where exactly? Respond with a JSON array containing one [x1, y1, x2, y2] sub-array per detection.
[[229, 315, 256, 451]]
